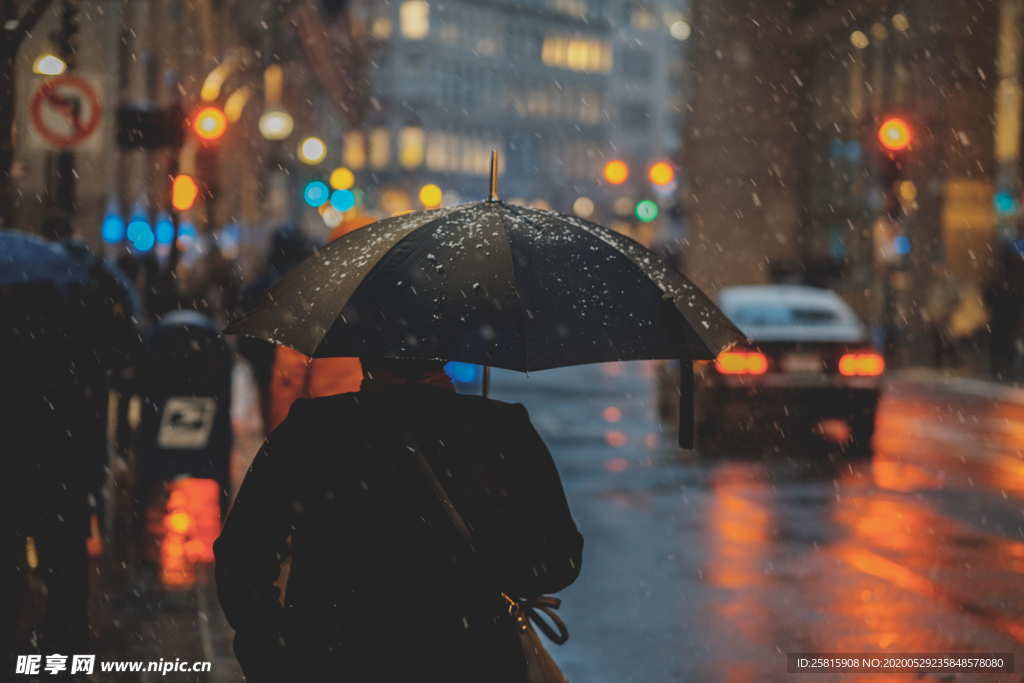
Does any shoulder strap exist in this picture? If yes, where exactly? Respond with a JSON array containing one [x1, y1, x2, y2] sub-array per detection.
[[406, 435, 475, 551]]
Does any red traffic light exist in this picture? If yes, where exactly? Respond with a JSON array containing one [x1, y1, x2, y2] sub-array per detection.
[[171, 174, 199, 211], [648, 161, 675, 186], [192, 106, 227, 141], [878, 117, 911, 152], [603, 160, 629, 185]]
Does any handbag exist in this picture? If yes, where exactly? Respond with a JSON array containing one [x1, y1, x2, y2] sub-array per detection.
[[408, 438, 570, 683]]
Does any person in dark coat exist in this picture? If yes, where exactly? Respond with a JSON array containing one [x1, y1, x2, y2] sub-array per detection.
[[215, 358, 583, 681], [9, 239, 140, 660]]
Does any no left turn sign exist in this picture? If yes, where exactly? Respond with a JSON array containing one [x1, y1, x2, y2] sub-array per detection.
[[30, 75, 102, 148]]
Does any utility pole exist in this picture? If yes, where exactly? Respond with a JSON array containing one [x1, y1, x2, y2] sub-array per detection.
[[0, 0, 55, 229], [44, 0, 77, 239]]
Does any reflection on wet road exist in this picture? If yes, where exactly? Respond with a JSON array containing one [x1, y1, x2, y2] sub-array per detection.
[[490, 363, 1024, 682]]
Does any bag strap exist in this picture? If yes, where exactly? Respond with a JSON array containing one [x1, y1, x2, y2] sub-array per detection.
[[406, 435, 475, 551], [406, 434, 570, 646]]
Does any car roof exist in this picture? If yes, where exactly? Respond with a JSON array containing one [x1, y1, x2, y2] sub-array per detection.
[[718, 285, 867, 343]]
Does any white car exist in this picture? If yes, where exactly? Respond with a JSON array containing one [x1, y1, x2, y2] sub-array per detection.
[[694, 285, 884, 454]]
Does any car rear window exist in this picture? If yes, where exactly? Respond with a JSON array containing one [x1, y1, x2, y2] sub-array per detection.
[[729, 304, 840, 327]]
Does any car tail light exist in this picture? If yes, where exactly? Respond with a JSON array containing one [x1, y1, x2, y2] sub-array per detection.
[[838, 352, 885, 376], [715, 350, 768, 375]]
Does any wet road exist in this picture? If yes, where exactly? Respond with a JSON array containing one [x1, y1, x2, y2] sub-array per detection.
[[487, 362, 1024, 682], [86, 361, 1024, 681]]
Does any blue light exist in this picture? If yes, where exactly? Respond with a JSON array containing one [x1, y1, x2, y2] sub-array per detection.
[[444, 361, 480, 384], [155, 213, 175, 244], [303, 181, 329, 207], [995, 191, 1017, 215], [126, 215, 150, 244], [330, 189, 355, 212], [101, 212, 124, 244], [178, 222, 197, 240], [894, 235, 911, 255], [132, 226, 155, 252]]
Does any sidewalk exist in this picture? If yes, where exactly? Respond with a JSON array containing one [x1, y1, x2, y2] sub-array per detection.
[[887, 366, 1024, 406]]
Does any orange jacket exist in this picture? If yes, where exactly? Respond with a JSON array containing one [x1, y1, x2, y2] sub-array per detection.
[[268, 347, 362, 432], [268, 213, 378, 431]]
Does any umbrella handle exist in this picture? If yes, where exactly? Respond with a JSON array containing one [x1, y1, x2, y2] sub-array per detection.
[[678, 360, 694, 449], [482, 365, 491, 398]]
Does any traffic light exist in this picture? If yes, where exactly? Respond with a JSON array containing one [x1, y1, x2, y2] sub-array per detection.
[[171, 174, 199, 211], [647, 161, 675, 186], [192, 106, 227, 141], [877, 117, 911, 152], [603, 160, 629, 185], [634, 200, 659, 222], [876, 116, 913, 217]]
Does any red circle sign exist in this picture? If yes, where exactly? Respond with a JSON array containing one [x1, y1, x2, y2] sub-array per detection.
[[30, 75, 103, 148]]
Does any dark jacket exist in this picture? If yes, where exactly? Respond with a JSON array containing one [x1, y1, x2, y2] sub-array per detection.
[[214, 385, 583, 681]]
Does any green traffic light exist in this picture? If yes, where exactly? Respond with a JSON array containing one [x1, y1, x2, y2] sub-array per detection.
[[635, 200, 659, 222]]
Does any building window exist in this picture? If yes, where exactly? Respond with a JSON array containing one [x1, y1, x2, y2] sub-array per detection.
[[399, 126, 425, 168], [343, 131, 366, 170], [550, 0, 587, 18], [369, 128, 391, 168], [439, 22, 459, 45], [541, 35, 612, 73], [631, 4, 658, 30], [400, 0, 429, 40], [371, 17, 392, 39]]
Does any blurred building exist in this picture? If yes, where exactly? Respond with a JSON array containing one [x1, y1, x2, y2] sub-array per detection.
[[350, 0, 690, 217], [683, 0, 1008, 357], [351, 0, 612, 211]]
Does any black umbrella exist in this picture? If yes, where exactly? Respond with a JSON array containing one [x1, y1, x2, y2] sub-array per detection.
[[227, 163, 744, 446]]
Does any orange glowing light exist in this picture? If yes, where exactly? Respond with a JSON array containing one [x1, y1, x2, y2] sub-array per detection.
[[603, 159, 629, 185], [605, 430, 627, 447], [647, 161, 675, 186], [193, 106, 227, 141], [605, 457, 629, 472], [603, 406, 622, 423], [877, 117, 911, 152], [839, 352, 885, 376], [171, 174, 199, 211], [714, 350, 768, 375], [166, 511, 192, 535]]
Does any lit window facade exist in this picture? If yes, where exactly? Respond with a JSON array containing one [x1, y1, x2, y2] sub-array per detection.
[[542, 35, 612, 73], [400, 0, 430, 40]]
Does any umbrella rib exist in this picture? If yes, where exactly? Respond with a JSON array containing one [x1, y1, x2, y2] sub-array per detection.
[[558, 214, 744, 357], [308, 202, 486, 358], [509, 204, 639, 366], [498, 204, 531, 371]]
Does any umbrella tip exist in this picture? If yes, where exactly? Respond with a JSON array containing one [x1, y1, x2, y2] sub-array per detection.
[[488, 150, 499, 202]]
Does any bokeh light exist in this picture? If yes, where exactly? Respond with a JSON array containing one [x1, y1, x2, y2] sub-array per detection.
[[419, 183, 443, 208], [298, 136, 327, 164]]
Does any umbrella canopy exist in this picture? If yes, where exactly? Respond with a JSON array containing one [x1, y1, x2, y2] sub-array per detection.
[[0, 230, 91, 286], [227, 200, 743, 371]]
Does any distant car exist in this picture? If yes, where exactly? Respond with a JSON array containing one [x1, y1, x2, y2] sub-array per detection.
[[695, 285, 883, 453]]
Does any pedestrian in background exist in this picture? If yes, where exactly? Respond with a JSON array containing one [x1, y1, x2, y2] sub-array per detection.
[[215, 357, 583, 681], [8, 230, 140, 660], [985, 239, 1024, 380]]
